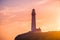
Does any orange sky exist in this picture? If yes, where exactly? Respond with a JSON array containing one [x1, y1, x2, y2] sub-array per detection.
[[0, 0, 60, 40]]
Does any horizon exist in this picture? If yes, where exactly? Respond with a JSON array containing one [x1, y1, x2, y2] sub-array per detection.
[[0, 0, 60, 40]]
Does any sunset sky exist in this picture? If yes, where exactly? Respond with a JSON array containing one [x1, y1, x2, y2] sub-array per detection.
[[0, 0, 60, 40]]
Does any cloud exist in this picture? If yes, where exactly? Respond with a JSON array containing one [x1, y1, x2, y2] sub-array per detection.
[[0, 0, 4, 11], [2, 0, 38, 7]]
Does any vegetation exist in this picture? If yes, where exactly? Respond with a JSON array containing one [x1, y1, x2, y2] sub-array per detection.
[[15, 31, 60, 40]]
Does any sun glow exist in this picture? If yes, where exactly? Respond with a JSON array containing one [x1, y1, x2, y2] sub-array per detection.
[[57, 18, 60, 31], [57, 7, 60, 31]]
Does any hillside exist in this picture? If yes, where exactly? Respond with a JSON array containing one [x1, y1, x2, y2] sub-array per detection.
[[15, 31, 60, 40]]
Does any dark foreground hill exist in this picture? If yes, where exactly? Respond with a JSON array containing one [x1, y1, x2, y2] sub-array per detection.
[[15, 31, 60, 40]]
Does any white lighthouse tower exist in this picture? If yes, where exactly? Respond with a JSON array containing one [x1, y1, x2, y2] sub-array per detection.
[[31, 9, 36, 31], [31, 9, 41, 32]]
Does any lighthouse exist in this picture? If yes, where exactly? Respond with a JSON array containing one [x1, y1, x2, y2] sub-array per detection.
[[31, 9, 41, 32], [31, 9, 36, 31]]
